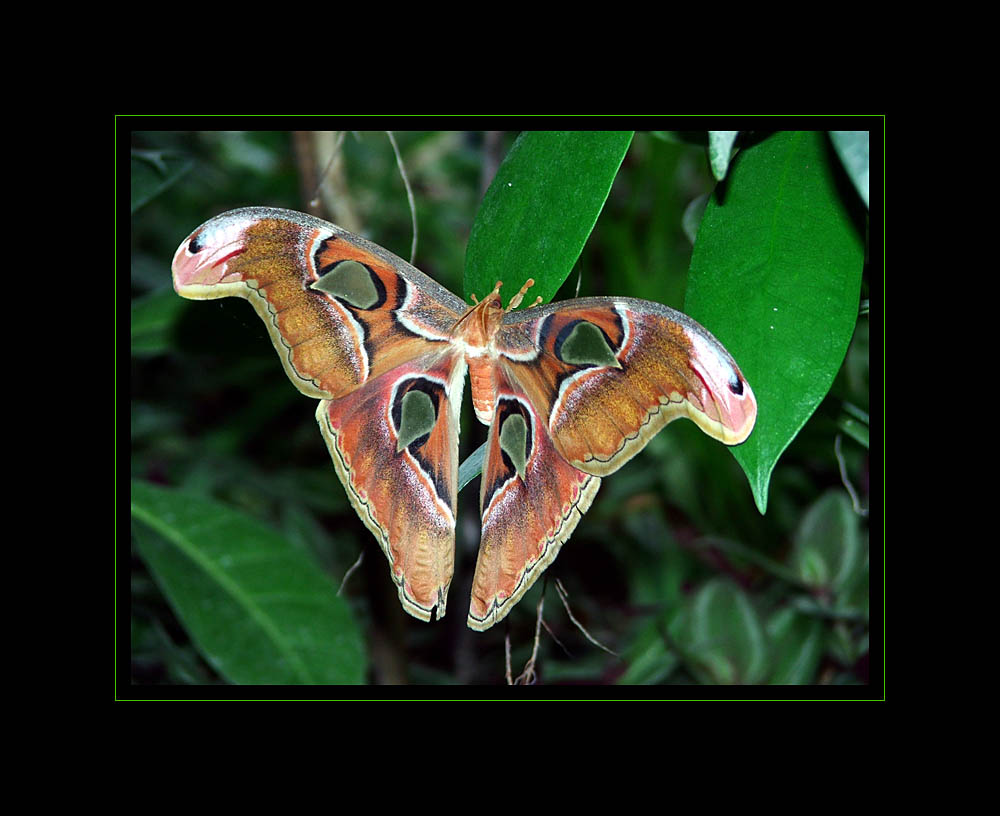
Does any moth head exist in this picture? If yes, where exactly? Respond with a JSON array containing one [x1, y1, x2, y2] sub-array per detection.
[[456, 281, 506, 343], [456, 279, 542, 345]]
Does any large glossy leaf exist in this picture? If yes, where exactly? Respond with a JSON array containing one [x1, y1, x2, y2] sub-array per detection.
[[464, 130, 634, 305], [130, 480, 365, 685], [685, 131, 864, 513]]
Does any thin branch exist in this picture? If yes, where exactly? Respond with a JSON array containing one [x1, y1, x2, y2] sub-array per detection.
[[337, 549, 365, 596], [514, 593, 545, 685], [541, 618, 572, 658], [310, 130, 348, 209], [505, 630, 513, 685], [386, 131, 418, 264], [835, 434, 868, 516], [554, 579, 618, 658]]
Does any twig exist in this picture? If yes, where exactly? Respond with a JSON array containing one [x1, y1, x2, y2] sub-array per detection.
[[505, 630, 513, 685], [835, 434, 868, 516], [385, 131, 418, 264], [541, 618, 572, 658], [337, 549, 365, 596], [514, 593, 545, 685], [554, 579, 619, 657], [310, 130, 348, 209]]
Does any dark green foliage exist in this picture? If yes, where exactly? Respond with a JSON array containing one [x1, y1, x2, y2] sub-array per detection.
[[127, 128, 875, 690]]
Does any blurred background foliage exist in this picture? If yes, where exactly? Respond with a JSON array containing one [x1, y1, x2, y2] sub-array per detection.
[[128, 129, 874, 689]]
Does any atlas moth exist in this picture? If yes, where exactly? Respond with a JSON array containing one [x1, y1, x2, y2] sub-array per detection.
[[172, 208, 756, 631]]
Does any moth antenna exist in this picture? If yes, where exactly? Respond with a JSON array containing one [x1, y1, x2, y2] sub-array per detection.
[[506, 278, 535, 312], [469, 280, 502, 307]]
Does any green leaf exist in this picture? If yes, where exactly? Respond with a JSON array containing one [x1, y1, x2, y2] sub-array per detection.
[[708, 131, 739, 181], [130, 150, 194, 213], [835, 541, 869, 621], [130, 480, 365, 685], [458, 442, 486, 493], [464, 131, 634, 305], [766, 607, 826, 684], [791, 490, 863, 593], [618, 621, 681, 685], [829, 131, 870, 208], [827, 619, 868, 666], [677, 578, 769, 684], [685, 131, 865, 513]]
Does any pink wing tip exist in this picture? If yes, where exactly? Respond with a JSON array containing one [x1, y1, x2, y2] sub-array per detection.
[[685, 328, 758, 444], [171, 216, 251, 292], [720, 376, 757, 444]]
